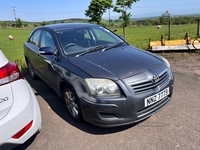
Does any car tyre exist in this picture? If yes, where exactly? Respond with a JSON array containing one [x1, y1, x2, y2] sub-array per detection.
[[28, 61, 37, 79], [63, 85, 83, 122]]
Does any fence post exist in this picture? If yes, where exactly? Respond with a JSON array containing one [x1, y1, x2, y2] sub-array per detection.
[[168, 21, 171, 40], [161, 35, 165, 46], [197, 19, 200, 37]]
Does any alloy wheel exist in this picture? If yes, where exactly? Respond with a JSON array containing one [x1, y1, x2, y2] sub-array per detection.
[[64, 90, 79, 118]]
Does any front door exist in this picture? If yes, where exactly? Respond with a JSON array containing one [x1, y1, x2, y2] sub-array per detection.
[[39, 30, 59, 88]]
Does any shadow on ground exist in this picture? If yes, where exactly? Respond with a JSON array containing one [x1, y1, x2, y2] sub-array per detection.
[[25, 75, 139, 135]]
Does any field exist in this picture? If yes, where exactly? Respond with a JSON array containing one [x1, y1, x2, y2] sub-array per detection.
[[0, 28, 31, 69], [113, 24, 198, 49], [0, 24, 198, 69]]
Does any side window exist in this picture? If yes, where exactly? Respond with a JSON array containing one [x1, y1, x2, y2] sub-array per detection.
[[40, 30, 56, 51], [84, 30, 92, 40], [30, 30, 41, 46], [93, 28, 115, 43]]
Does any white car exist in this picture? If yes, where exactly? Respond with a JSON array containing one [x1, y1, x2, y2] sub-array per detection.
[[0, 50, 41, 149]]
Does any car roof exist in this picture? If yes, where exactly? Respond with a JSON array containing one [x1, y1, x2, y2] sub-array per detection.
[[39, 23, 99, 31]]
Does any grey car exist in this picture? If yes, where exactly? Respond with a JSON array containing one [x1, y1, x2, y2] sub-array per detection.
[[24, 23, 174, 127]]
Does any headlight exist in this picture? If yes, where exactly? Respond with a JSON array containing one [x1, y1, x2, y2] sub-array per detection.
[[160, 56, 170, 68], [85, 78, 121, 96]]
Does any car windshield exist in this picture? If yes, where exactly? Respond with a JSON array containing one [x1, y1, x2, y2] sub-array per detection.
[[56, 26, 124, 56]]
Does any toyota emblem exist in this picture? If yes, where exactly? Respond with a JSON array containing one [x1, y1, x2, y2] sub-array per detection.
[[151, 75, 159, 83]]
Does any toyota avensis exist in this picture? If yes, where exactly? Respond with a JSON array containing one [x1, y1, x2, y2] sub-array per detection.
[[0, 50, 41, 149], [24, 23, 174, 127]]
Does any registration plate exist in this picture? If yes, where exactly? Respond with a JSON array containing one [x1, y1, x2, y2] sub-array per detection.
[[144, 87, 169, 107]]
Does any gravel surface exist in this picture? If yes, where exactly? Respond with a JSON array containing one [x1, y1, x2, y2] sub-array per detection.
[[11, 52, 200, 150]]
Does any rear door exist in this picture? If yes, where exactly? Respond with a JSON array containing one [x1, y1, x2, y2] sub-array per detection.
[[24, 29, 42, 76]]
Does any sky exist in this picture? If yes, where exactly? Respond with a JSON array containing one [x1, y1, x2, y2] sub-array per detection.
[[0, 0, 200, 22]]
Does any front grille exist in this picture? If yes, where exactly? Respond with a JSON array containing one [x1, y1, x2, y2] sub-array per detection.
[[129, 70, 169, 95]]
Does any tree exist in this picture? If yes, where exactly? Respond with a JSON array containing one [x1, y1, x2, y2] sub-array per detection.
[[23, 22, 28, 28], [0, 21, 8, 28], [159, 11, 171, 25], [114, 0, 139, 39], [40, 21, 47, 26], [85, 0, 113, 25], [15, 18, 22, 28], [33, 23, 39, 27]]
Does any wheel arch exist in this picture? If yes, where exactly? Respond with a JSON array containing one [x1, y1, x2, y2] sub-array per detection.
[[59, 81, 75, 99]]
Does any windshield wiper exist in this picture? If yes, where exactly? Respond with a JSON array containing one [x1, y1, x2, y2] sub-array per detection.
[[102, 42, 125, 51], [76, 45, 109, 57]]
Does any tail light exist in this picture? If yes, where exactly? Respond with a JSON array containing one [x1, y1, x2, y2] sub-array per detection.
[[12, 120, 33, 139], [0, 62, 24, 86]]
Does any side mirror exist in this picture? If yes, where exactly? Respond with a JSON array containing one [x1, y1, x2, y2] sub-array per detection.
[[119, 35, 125, 40], [39, 47, 54, 55]]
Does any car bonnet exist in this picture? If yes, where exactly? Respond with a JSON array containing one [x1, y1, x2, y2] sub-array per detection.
[[68, 45, 163, 80]]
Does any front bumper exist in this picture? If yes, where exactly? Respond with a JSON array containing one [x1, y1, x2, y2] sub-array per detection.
[[81, 95, 172, 127], [80, 72, 174, 127]]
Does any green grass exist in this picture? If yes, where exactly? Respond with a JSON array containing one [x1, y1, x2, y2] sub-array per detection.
[[113, 24, 198, 49], [0, 28, 31, 66], [0, 24, 198, 71]]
